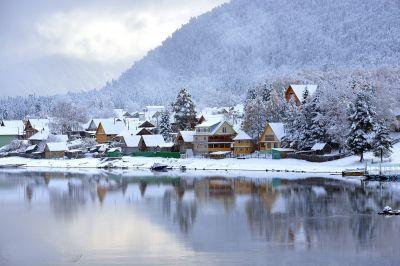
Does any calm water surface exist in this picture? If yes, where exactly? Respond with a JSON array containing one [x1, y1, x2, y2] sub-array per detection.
[[0, 170, 399, 266]]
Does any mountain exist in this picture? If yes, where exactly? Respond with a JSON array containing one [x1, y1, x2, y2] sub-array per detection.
[[103, 0, 399, 106]]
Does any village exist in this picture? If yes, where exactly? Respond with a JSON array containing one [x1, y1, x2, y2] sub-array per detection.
[[0, 84, 399, 174]]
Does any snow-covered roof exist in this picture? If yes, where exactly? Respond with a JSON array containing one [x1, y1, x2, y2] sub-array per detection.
[[196, 119, 221, 128], [49, 134, 68, 142], [179, 131, 195, 143], [233, 130, 252, 141], [46, 142, 68, 152], [159, 142, 174, 148], [25, 145, 37, 152], [0, 120, 24, 136], [122, 135, 142, 148], [0, 126, 23, 136], [311, 142, 329, 151], [268, 123, 285, 141], [108, 147, 122, 153], [99, 120, 126, 135], [142, 135, 166, 147], [290, 84, 318, 100], [29, 130, 49, 141], [28, 119, 49, 132], [210, 151, 231, 155]]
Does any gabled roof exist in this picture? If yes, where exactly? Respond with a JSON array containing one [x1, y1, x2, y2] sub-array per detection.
[[138, 121, 155, 128], [122, 135, 142, 148], [46, 142, 68, 152], [142, 135, 166, 147], [28, 119, 49, 132], [196, 120, 235, 135], [179, 131, 195, 143], [289, 84, 318, 100], [99, 120, 125, 135], [268, 123, 285, 141], [233, 130, 252, 141]]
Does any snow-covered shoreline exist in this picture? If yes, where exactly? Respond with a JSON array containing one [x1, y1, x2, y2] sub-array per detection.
[[0, 143, 398, 175]]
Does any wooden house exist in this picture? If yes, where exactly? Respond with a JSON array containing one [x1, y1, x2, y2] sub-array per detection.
[[175, 131, 195, 153], [44, 142, 68, 159], [233, 130, 253, 155], [193, 120, 236, 155], [120, 135, 144, 155], [311, 142, 333, 155], [142, 134, 173, 152], [24, 119, 49, 139], [284, 84, 317, 106], [259, 123, 285, 151], [28, 130, 49, 145], [95, 121, 125, 144]]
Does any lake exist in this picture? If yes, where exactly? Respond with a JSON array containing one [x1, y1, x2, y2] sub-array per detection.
[[0, 169, 399, 266]]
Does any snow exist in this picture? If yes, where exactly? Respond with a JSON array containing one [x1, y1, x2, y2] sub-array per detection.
[[0, 142, 399, 176], [100, 120, 126, 135], [46, 142, 68, 152], [268, 122, 285, 141], [25, 145, 37, 152], [142, 135, 166, 147], [123, 135, 142, 148], [28, 119, 49, 132], [180, 131, 195, 143], [233, 130, 252, 141], [311, 142, 328, 151], [290, 84, 318, 99], [0, 120, 24, 136], [0, 126, 23, 136], [28, 130, 49, 141]]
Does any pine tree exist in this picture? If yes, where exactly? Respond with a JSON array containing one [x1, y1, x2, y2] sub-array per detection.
[[159, 110, 173, 141], [171, 88, 197, 130], [372, 123, 393, 162], [282, 98, 300, 148], [346, 89, 376, 162], [242, 94, 268, 139], [309, 92, 329, 144]]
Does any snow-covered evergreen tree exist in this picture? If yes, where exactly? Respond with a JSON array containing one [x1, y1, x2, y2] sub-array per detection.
[[171, 88, 197, 130], [242, 93, 269, 139], [346, 89, 377, 162], [159, 110, 173, 141], [372, 123, 393, 162], [282, 98, 301, 148]]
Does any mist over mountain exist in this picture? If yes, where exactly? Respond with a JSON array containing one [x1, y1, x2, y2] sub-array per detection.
[[103, 0, 399, 105]]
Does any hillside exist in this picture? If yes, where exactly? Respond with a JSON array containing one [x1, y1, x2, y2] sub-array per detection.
[[103, 0, 399, 106]]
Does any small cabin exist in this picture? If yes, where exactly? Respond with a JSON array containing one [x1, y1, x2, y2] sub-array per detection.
[[44, 142, 68, 159], [120, 135, 144, 155], [259, 123, 285, 151], [95, 121, 125, 144], [311, 142, 332, 155], [175, 131, 195, 153], [233, 130, 253, 155]]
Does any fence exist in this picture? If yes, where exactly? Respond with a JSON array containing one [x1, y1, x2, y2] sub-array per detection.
[[287, 153, 347, 162], [130, 151, 181, 159]]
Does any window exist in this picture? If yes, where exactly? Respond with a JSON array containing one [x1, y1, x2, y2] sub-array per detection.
[[267, 143, 271, 149], [222, 127, 226, 133]]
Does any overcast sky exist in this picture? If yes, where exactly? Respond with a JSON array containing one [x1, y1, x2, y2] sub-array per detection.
[[0, 0, 228, 96]]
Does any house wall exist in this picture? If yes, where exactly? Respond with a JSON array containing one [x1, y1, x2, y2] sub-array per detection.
[[96, 124, 108, 143], [233, 140, 253, 155], [259, 125, 281, 151], [45, 150, 65, 159], [0, 135, 18, 147]]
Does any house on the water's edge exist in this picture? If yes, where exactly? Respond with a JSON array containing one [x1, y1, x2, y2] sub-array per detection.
[[284, 84, 317, 106], [175, 131, 195, 153], [233, 130, 253, 155], [24, 119, 49, 139], [259, 122, 285, 151], [44, 142, 68, 159], [0, 120, 24, 147], [193, 120, 236, 155]]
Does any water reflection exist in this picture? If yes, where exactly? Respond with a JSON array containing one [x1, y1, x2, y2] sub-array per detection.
[[0, 170, 399, 265]]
